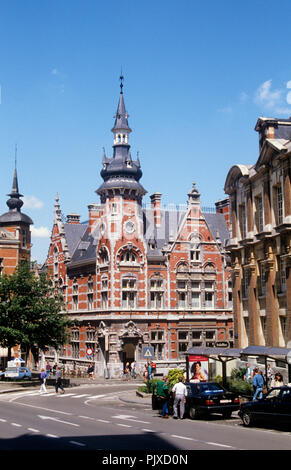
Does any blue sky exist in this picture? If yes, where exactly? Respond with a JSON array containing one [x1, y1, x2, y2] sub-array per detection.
[[1, 0, 291, 263]]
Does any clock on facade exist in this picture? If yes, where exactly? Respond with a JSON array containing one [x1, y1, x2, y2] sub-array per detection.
[[124, 220, 135, 234]]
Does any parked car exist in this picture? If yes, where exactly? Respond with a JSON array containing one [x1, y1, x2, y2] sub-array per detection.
[[239, 386, 291, 427], [153, 381, 240, 419], [4, 366, 31, 380]]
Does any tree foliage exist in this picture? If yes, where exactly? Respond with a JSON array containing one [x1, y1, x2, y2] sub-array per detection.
[[0, 260, 74, 359]]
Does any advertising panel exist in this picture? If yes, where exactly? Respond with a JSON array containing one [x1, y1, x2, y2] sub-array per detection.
[[188, 355, 209, 382]]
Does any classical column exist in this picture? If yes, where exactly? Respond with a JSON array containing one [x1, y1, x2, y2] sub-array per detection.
[[264, 244, 279, 346], [282, 241, 291, 344], [246, 252, 259, 344], [232, 254, 242, 348]]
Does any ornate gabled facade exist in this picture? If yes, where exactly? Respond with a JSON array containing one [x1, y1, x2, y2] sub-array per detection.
[[46, 79, 233, 377], [224, 116, 291, 349]]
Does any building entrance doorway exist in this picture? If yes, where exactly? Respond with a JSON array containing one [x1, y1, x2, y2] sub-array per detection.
[[121, 341, 136, 371]]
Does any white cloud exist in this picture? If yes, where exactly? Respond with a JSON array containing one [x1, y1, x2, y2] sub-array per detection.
[[255, 79, 282, 109], [51, 68, 59, 75], [22, 195, 44, 209], [31, 226, 50, 238]]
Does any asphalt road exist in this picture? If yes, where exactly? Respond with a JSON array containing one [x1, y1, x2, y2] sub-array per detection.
[[0, 382, 291, 453]]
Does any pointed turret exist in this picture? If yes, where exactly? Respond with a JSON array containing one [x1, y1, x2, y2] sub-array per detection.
[[96, 76, 147, 203], [0, 167, 33, 225]]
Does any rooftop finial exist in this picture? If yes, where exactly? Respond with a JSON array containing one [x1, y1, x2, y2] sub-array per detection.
[[15, 144, 17, 169], [120, 71, 124, 94]]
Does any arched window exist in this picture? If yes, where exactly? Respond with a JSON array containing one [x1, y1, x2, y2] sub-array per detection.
[[120, 250, 137, 265]]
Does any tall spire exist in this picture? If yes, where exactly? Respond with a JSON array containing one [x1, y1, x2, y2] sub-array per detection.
[[54, 193, 62, 223], [6, 167, 24, 211], [112, 74, 131, 135], [96, 77, 147, 203]]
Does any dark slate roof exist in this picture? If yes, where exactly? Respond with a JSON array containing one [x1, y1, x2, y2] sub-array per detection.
[[0, 210, 33, 225], [63, 223, 88, 257], [203, 212, 230, 247], [68, 225, 97, 265]]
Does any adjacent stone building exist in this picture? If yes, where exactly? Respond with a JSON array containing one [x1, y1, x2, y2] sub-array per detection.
[[45, 80, 233, 377], [224, 117, 291, 349]]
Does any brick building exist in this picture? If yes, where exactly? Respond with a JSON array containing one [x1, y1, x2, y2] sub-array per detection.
[[45, 80, 233, 377], [224, 116, 291, 348], [0, 168, 33, 364]]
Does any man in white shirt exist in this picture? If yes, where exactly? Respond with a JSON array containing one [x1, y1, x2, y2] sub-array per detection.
[[172, 377, 188, 419]]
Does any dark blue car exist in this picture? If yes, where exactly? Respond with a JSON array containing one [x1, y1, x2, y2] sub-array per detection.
[[239, 386, 291, 427]]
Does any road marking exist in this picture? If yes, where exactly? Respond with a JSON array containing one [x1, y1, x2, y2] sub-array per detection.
[[46, 434, 59, 439], [117, 424, 132, 428], [87, 394, 106, 399], [96, 419, 110, 423], [171, 434, 195, 441], [28, 428, 40, 433], [0, 419, 7, 422], [78, 415, 95, 420], [206, 441, 233, 448], [69, 440, 86, 447], [38, 415, 79, 427], [112, 414, 150, 424], [71, 394, 91, 398], [11, 423, 22, 427], [142, 429, 155, 433]]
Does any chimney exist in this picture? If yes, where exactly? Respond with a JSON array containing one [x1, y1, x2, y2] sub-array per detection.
[[88, 203, 103, 234], [150, 192, 162, 227], [66, 213, 80, 224]]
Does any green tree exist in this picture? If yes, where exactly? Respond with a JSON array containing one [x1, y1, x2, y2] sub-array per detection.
[[0, 260, 74, 364]]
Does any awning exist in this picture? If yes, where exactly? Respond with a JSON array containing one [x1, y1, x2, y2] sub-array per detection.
[[186, 347, 242, 358]]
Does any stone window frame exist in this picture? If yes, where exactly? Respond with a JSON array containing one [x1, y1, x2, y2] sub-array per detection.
[[121, 274, 138, 309], [101, 275, 109, 309], [72, 278, 79, 311], [273, 183, 284, 226], [70, 329, 80, 359], [87, 275, 94, 311], [254, 193, 264, 233], [149, 275, 164, 309], [150, 330, 165, 360]]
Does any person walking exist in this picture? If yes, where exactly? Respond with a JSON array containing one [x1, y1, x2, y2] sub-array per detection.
[[252, 368, 264, 400], [55, 365, 65, 395], [172, 377, 188, 419], [39, 368, 48, 394], [266, 364, 275, 388]]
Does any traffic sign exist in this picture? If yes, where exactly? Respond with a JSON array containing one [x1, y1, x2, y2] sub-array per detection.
[[142, 346, 154, 359], [86, 347, 94, 357]]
